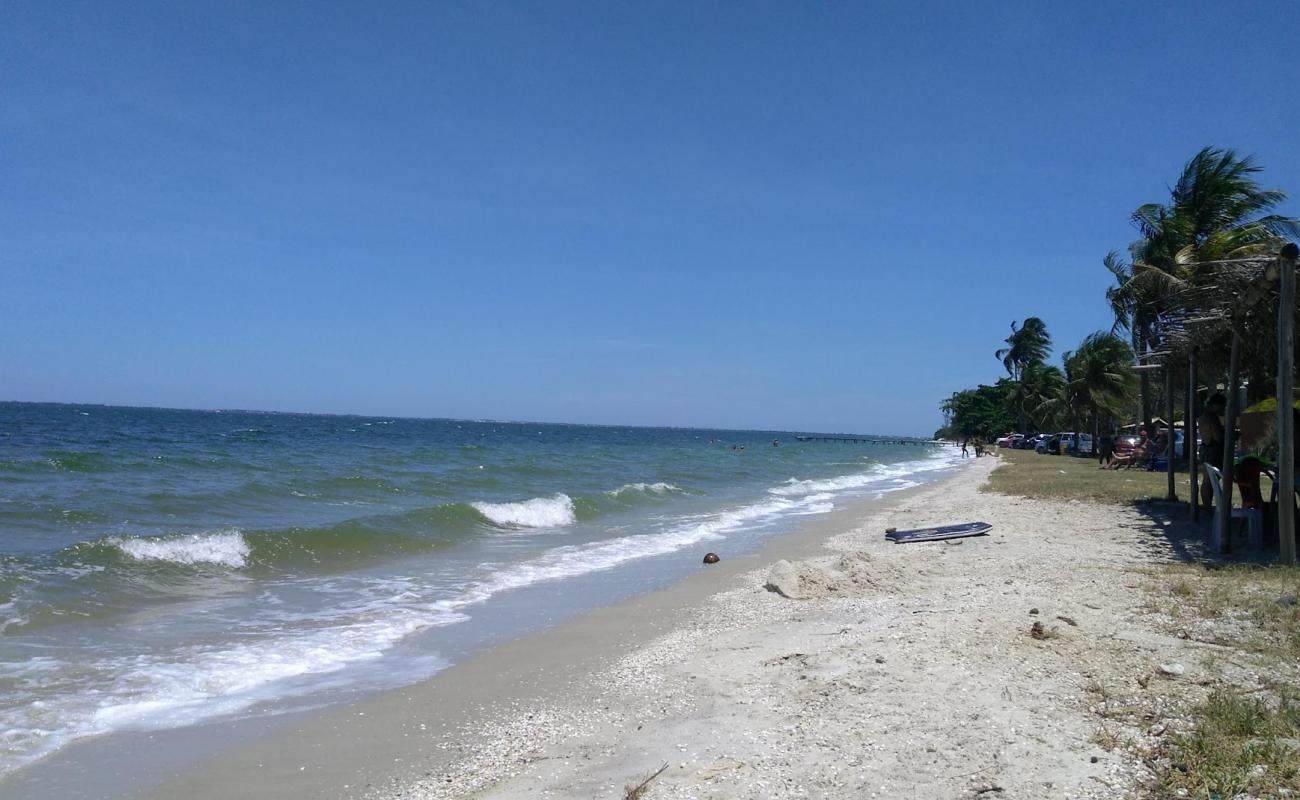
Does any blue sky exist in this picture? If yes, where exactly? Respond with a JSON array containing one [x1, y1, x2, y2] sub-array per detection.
[[3, 1, 1298, 435]]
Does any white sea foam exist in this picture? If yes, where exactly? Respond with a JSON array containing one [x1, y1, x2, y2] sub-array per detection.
[[449, 495, 808, 607], [0, 598, 466, 777], [111, 530, 250, 568], [471, 494, 576, 528], [769, 451, 958, 497], [606, 482, 684, 497]]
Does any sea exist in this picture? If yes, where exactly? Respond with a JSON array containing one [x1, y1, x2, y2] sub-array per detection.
[[0, 402, 960, 778]]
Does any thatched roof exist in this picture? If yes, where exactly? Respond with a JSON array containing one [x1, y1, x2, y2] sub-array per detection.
[[1141, 254, 1298, 379]]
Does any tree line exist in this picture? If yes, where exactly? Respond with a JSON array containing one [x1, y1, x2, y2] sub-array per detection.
[[938, 147, 1299, 444]]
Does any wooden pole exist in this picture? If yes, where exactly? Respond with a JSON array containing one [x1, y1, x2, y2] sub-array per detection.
[[1165, 366, 1177, 501], [1278, 243, 1298, 565], [1217, 333, 1241, 553], [1189, 349, 1199, 522]]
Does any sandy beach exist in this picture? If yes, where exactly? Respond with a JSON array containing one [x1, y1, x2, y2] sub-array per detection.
[[129, 455, 1271, 799]]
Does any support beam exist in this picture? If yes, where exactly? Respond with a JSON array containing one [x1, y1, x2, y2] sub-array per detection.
[[1217, 333, 1241, 553], [1165, 366, 1177, 501], [1278, 243, 1298, 565], [1189, 349, 1199, 522]]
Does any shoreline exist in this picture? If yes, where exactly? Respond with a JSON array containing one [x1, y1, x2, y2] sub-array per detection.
[[270, 453, 1215, 800], [17, 452, 1245, 798], [5, 455, 968, 800], [144, 465, 968, 800]]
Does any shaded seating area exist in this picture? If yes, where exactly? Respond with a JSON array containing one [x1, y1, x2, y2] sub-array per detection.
[[1204, 463, 1263, 548], [1130, 244, 1300, 561]]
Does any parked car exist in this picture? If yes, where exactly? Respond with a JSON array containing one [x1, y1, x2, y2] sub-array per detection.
[[1033, 434, 1053, 453], [1067, 433, 1094, 455], [1050, 432, 1077, 455], [1112, 435, 1141, 457], [1016, 435, 1039, 450]]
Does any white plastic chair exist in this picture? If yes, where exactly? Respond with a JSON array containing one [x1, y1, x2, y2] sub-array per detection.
[[1203, 463, 1263, 548]]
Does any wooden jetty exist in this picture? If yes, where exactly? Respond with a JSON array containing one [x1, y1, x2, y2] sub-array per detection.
[[794, 436, 951, 446]]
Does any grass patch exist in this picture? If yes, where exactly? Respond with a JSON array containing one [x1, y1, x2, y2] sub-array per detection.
[[985, 449, 1193, 505], [1140, 564, 1300, 796], [1151, 690, 1300, 797], [1155, 563, 1300, 658]]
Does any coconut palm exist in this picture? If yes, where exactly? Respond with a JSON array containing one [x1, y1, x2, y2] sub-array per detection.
[[1068, 333, 1138, 422], [1118, 147, 1299, 303], [1007, 361, 1064, 432], [1105, 147, 1298, 431], [995, 318, 1052, 381], [1105, 250, 1160, 431], [1038, 333, 1137, 453], [995, 317, 1053, 434]]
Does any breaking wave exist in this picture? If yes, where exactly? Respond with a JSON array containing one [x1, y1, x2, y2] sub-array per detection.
[[110, 530, 250, 568], [470, 494, 576, 528], [606, 482, 685, 497]]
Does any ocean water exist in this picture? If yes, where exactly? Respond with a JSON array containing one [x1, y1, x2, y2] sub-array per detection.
[[0, 402, 959, 776]]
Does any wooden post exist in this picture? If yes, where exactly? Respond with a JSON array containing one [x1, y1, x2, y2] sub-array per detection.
[[1165, 366, 1177, 501], [1278, 243, 1298, 565], [1217, 333, 1241, 553], [1189, 349, 1199, 522]]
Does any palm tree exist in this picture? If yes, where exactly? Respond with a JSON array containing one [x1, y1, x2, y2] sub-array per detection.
[[1068, 333, 1139, 450], [1105, 147, 1299, 432], [1040, 333, 1137, 453], [1105, 250, 1159, 432], [1007, 361, 1064, 433], [995, 317, 1052, 434], [1168, 147, 1300, 263], [996, 318, 1052, 381]]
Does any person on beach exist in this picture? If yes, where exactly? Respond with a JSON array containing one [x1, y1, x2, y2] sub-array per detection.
[[1147, 430, 1168, 471], [961, 439, 970, 458], [1097, 432, 1114, 467], [1199, 394, 1227, 511]]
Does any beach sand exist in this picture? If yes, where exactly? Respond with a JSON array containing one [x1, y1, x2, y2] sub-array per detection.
[[149, 457, 1217, 799]]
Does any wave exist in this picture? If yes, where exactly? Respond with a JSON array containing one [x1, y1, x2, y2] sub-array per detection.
[[0, 489, 822, 775], [470, 494, 576, 528], [110, 530, 250, 568], [0, 598, 465, 777], [605, 482, 685, 497], [44, 450, 111, 473], [769, 451, 958, 497], [65, 523, 446, 574]]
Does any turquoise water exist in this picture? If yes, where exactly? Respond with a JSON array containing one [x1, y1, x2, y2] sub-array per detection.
[[0, 402, 958, 776]]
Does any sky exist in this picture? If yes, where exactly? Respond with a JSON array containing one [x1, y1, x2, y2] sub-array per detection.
[[3, 1, 1299, 436]]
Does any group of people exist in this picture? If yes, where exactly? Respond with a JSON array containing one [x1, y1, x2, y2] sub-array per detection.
[[1093, 395, 1227, 482], [1092, 395, 1229, 510], [959, 438, 985, 458]]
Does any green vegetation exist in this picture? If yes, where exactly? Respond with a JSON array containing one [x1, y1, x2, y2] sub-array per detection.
[[1154, 563, 1300, 660], [1243, 395, 1300, 414], [985, 448, 1190, 505], [1154, 690, 1300, 797], [938, 381, 1015, 439], [939, 146, 1299, 454], [1142, 563, 1300, 797]]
